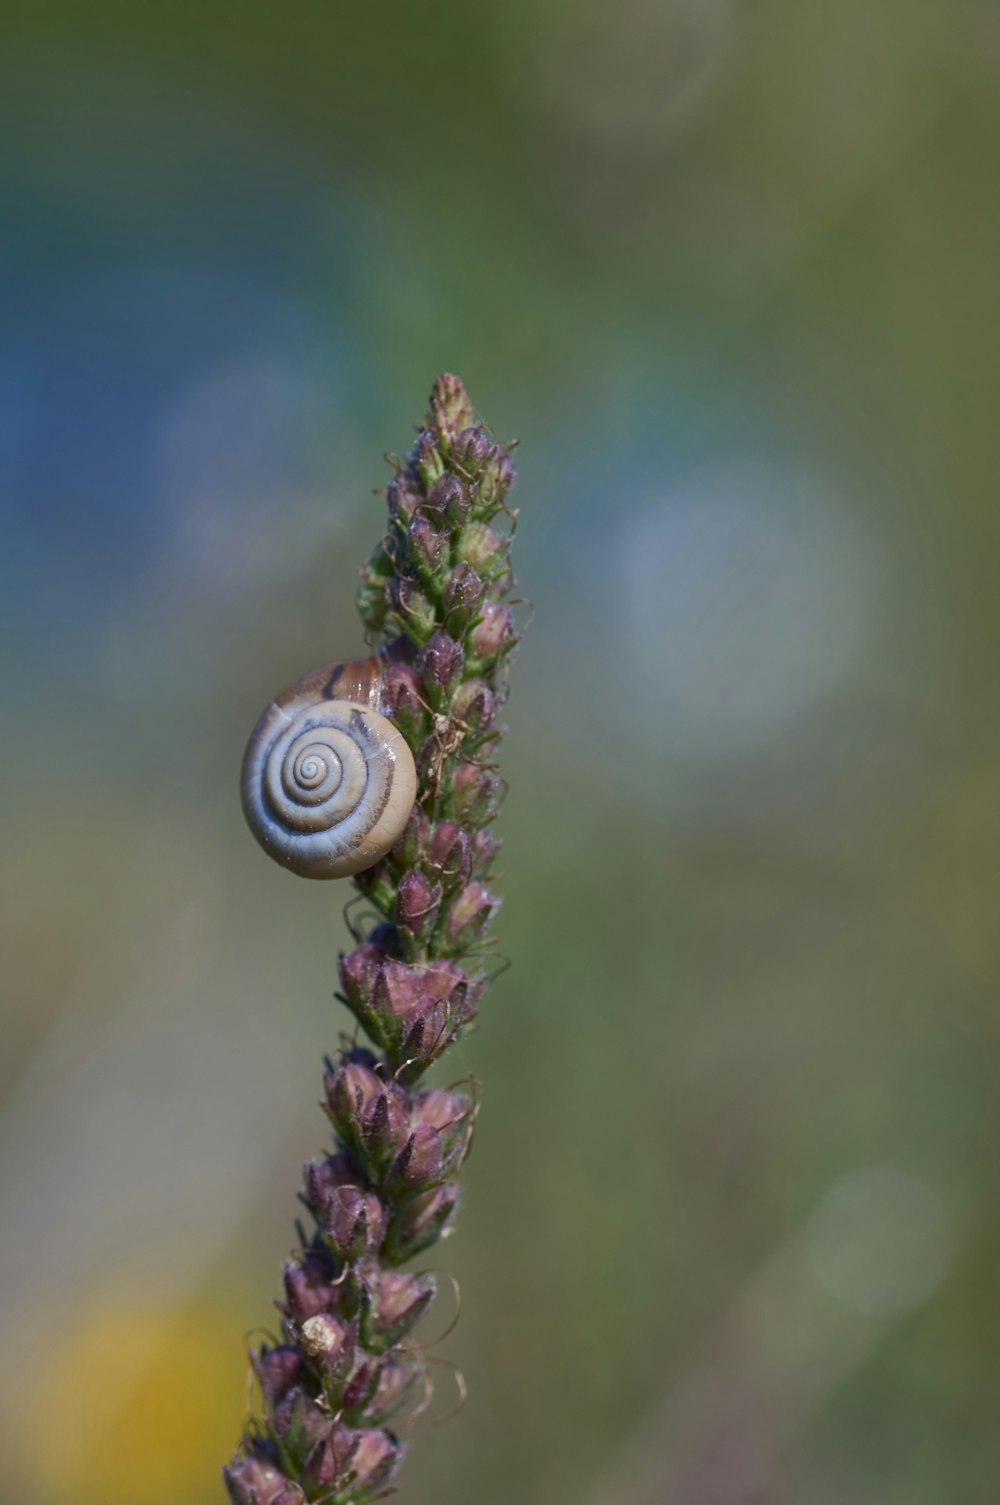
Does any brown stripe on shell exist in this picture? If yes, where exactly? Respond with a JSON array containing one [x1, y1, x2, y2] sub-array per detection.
[[273, 657, 383, 716]]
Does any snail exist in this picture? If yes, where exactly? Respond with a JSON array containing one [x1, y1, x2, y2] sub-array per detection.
[[240, 656, 418, 879]]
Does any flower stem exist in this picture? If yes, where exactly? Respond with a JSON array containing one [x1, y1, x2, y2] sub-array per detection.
[[224, 374, 520, 1505]]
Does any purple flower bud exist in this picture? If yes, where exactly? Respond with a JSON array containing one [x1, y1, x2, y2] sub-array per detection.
[[417, 629, 464, 694], [457, 520, 507, 574], [338, 1355, 379, 1416], [303, 1423, 404, 1497], [387, 473, 422, 523], [302, 1155, 341, 1217], [389, 1183, 460, 1259], [391, 576, 436, 643], [410, 514, 445, 575], [427, 472, 470, 525], [453, 425, 492, 476], [379, 661, 425, 723], [452, 678, 495, 736], [324, 1059, 383, 1136], [387, 959, 469, 1013], [272, 1385, 329, 1454], [471, 602, 516, 661], [331, 1184, 385, 1260], [444, 562, 486, 635], [360, 1082, 411, 1166], [340, 1354, 412, 1420], [303, 1158, 385, 1260], [224, 1454, 305, 1505], [371, 1270, 437, 1347], [374, 959, 428, 1017], [412, 1088, 474, 1175], [363, 1357, 415, 1423], [281, 1249, 340, 1323], [337, 945, 383, 1012], [451, 761, 500, 824], [252, 1345, 302, 1409], [396, 869, 443, 940], [445, 880, 501, 949], [389, 1124, 444, 1189], [397, 1000, 450, 1067], [412, 1086, 475, 1142], [425, 820, 472, 890], [372, 959, 476, 1066], [414, 430, 445, 488], [397, 983, 478, 1069], [350, 1428, 405, 1493], [303, 1423, 358, 1494], [429, 372, 475, 438]]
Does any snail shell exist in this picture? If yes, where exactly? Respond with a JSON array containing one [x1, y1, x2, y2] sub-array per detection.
[[240, 656, 418, 879]]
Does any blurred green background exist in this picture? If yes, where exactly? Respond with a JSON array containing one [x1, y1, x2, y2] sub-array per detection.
[[2, 3, 999, 1502]]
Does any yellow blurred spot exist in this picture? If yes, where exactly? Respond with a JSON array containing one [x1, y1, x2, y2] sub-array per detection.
[[24, 1297, 250, 1505]]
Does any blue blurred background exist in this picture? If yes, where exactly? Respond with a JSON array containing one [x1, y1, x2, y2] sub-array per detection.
[[2, 4, 999, 1502]]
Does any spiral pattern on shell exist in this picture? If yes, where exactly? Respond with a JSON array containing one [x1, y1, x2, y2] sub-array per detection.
[[241, 659, 418, 879]]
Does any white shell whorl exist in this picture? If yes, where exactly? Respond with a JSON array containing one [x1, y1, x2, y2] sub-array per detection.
[[240, 658, 418, 880]]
